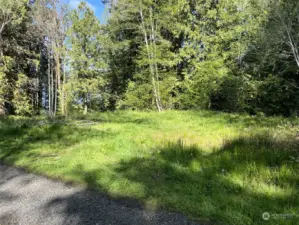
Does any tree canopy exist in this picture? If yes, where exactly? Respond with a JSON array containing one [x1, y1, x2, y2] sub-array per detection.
[[1, 0, 299, 116]]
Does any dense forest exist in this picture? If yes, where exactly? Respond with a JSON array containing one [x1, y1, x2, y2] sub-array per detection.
[[1, 0, 299, 116]]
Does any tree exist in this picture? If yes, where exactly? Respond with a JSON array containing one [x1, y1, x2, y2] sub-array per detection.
[[0, 0, 41, 115], [33, 0, 69, 116], [274, 1, 299, 69], [67, 2, 107, 114], [1, 0, 299, 116], [107, 0, 177, 111]]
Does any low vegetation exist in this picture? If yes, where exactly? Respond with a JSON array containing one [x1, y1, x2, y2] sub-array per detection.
[[1, 111, 298, 225]]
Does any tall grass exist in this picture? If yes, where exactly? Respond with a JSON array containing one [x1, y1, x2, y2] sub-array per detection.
[[0, 110, 298, 225]]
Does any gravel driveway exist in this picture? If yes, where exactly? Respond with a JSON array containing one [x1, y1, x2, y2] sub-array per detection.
[[0, 164, 202, 225]]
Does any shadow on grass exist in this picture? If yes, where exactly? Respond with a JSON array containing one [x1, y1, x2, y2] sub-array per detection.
[[187, 110, 297, 128], [70, 111, 156, 125], [64, 135, 298, 225], [0, 118, 117, 164], [0, 117, 298, 225], [41, 135, 299, 225], [118, 141, 298, 225]]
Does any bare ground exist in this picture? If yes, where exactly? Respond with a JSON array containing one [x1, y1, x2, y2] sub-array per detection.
[[0, 164, 202, 225]]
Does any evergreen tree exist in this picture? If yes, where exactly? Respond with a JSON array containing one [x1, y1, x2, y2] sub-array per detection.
[[0, 0, 42, 115], [66, 2, 107, 114]]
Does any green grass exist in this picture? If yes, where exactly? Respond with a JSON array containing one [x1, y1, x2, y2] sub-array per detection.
[[0, 110, 299, 225]]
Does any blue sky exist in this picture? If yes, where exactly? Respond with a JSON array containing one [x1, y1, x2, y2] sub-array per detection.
[[68, 0, 108, 23]]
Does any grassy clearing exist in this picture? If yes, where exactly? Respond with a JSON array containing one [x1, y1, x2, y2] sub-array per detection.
[[0, 110, 299, 225]]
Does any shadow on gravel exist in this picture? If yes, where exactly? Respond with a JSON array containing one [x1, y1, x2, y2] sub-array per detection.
[[41, 164, 201, 225], [0, 164, 201, 225], [44, 189, 200, 225], [0, 191, 19, 202]]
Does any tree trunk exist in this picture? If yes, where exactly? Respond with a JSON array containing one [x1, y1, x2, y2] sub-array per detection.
[[83, 95, 88, 115], [277, 10, 299, 68], [51, 55, 55, 116], [139, 5, 162, 112], [61, 57, 66, 116], [0, 104, 5, 117], [48, 52, 52, 117], [53, 69, 57, 116], [150, 6, 163, 111], [36, 76, 39, 113], [54, 43, 62, 115]]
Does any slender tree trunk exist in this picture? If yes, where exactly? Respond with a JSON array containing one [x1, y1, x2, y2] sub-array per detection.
[[0, 22, 7, 114], [0, 29, 4, 114], [83, 94, 88, 115], [0, 20, 10, 39], [48, 52, 52, 117], [0, 104, 5, 116], [61, 56, 66, 116], [277, 11, 299, 68], [57, 55, 62, 115], [139, 4, 162, 112], [53, 42, 62, 115], [150, 5, 163, 111], [287, 31, 299, 68], [51, 55, 55, 115], [53, 69, 57, 116], [35, 76, 39, 114]]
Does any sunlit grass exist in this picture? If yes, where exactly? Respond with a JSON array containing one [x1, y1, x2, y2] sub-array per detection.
[[0, 110, 298, 225]]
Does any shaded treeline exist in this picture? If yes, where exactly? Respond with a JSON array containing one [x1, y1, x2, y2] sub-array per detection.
[[1, 0, 299, 116]]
